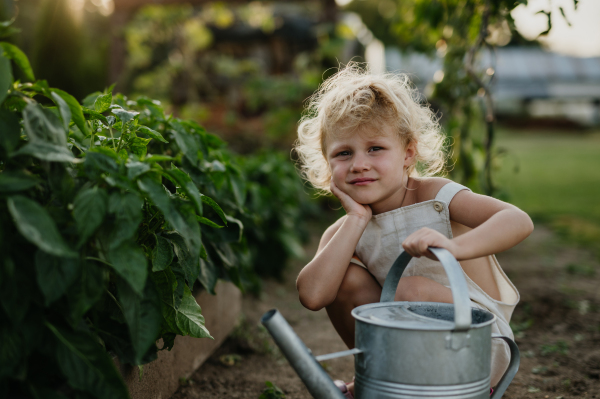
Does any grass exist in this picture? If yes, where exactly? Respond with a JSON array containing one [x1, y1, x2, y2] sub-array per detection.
[[494, 127, 600, 248]]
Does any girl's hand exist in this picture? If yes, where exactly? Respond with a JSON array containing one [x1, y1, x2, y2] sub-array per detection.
[[330, 181, 372, 223], [402, 227, 461, 260]]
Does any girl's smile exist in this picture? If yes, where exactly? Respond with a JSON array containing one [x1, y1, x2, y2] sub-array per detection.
[[326, 124, 416, 214], [349, 177, 377, 185]]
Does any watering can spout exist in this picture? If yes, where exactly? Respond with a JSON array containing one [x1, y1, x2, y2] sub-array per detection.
[[261, 309, 348, 399]]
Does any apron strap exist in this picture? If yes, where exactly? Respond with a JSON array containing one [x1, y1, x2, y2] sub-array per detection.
[[435, 182, 471, 205]]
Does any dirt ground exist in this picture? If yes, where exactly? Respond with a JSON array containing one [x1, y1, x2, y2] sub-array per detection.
[[171, 224, 600, 399]]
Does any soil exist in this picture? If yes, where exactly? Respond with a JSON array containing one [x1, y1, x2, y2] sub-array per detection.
[[171, 224, 600, 399]]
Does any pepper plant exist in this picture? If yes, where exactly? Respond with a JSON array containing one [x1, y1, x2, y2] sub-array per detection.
[[0, 26, 275, 398]]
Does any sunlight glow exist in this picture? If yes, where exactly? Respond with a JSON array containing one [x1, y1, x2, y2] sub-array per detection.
[[511, 0, 600, 57]]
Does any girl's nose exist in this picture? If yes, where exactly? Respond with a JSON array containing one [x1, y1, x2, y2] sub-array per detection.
[[350, 153, 370, 172]]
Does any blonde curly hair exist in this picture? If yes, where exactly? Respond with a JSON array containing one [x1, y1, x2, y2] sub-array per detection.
[[294, 62, 447, 194]]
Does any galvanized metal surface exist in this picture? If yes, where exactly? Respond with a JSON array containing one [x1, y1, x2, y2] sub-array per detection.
[[262, 247, 520, 399], [315, 347, 363, 362], [355, 373, 491, 399], [490, 335, 521, 399], [354, 304, 493, 386], [260, 309, 346, 399], [379, 247, 473, 331]]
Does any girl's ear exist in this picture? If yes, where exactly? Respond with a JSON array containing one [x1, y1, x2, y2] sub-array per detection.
[[404, 141, 417, 166]]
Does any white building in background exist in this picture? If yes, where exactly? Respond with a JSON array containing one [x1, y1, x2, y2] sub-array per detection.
[[385, 46, 600, 126]]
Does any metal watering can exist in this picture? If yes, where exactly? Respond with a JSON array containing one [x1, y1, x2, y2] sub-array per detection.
[[261, 247, 520, 399]]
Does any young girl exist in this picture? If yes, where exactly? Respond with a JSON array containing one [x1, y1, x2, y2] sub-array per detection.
[[294, 63, 532, 397]]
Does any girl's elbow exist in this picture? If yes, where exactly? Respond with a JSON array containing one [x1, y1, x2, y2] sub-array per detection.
[[296, 283, 331, 311], [299, 295, 326, 311], [519, 209, 534, 239], [520, 210, 534, 236]]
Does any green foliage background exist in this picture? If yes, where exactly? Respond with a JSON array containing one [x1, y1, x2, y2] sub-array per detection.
[[344, 0, 572, 195], [0, 19, 316, 398]]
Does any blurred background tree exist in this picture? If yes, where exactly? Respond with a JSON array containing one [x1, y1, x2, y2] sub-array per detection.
[[344, 0, 543, 195], [6, 0, 110, 99], [117, 1, 347, 153]]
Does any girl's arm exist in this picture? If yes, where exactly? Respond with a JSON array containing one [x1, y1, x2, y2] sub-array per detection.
[[296, 182, 371, 311], [402, 189, 534, 261]]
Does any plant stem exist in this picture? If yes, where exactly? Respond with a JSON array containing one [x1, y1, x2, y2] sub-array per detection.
[[116, 124, 126, 153], [105, 289, 124, 313], [109, 126, 116, 150], [89, 121, 95, 149], [86, 257, 113, 267]]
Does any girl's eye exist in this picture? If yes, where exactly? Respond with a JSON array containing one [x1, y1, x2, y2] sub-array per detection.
[[336, 150, 351, 157], [369, 146, 383, 152]]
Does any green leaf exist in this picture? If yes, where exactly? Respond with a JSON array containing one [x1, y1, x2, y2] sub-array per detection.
[[89, 145, 120, 161], [153, 268, 212, 339], [198, 256, 217, 295], [0, 257, 32, 326], [164, 232, 200, 286], [0, 109, 20, 153], [152, 234, 173, 272], [129, 137, 151, 158], [22, 100, 67, 145], [29, 386, 70, 399], [67, 260, 106, 321], [170, 121, 200, 165], [82, 108, 109, 125], [94, 92, 112, 113], [84, 151, 119, 179], [25, 79, 50, 95], [125, 161, 150, 180], [137, 176, 201, 264], [152, 267, 181, 334], [196, 216, 223, 228], [35, 251, 79, 306], [107, 241, 148, 296], [82, 91, 101, 108], [118, 149, 128, 162], [170, 262, 186, 309], [201, 195, 227, 225], [107, 192, 143, 249], [0, 323, 23, 378], [228, 172, 246, 208], [0, 42, 35, 81], [223, 215, 243, 243], [12, 141, 77, 163], [136, 97, 165, 120], [117, 277, 162, 364], [143, 155, 174, 163], [137, 126, 168, 143], [73, 186, 108, 245], [164, 164, 203, 215], [7, 195, 77, 257], [112, 108, 139, 124], [160, 333, 176, 351], [175, 285, 212, 338], [51, 92, 72, 132], [50, 89, 89, 135], [0, 50, 12, 106], [0, 171, 39, 192], [46, 323, 130, 399]]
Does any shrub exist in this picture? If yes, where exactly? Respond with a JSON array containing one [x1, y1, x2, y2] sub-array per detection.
[[0, 26, 313, 398]]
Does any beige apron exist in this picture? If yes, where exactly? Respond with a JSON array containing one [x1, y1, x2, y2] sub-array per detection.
[[349, 182, 520, 387]]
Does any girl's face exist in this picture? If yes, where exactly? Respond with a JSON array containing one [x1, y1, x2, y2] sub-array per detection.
[[326, 124, 415, 215]]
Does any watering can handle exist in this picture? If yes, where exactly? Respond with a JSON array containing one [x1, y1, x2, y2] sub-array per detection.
[[490, 335, 521, 399], [380, 247, 473, 331]]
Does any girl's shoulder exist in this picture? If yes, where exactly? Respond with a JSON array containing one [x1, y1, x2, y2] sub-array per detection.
[[412, 176, 455, 203]]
